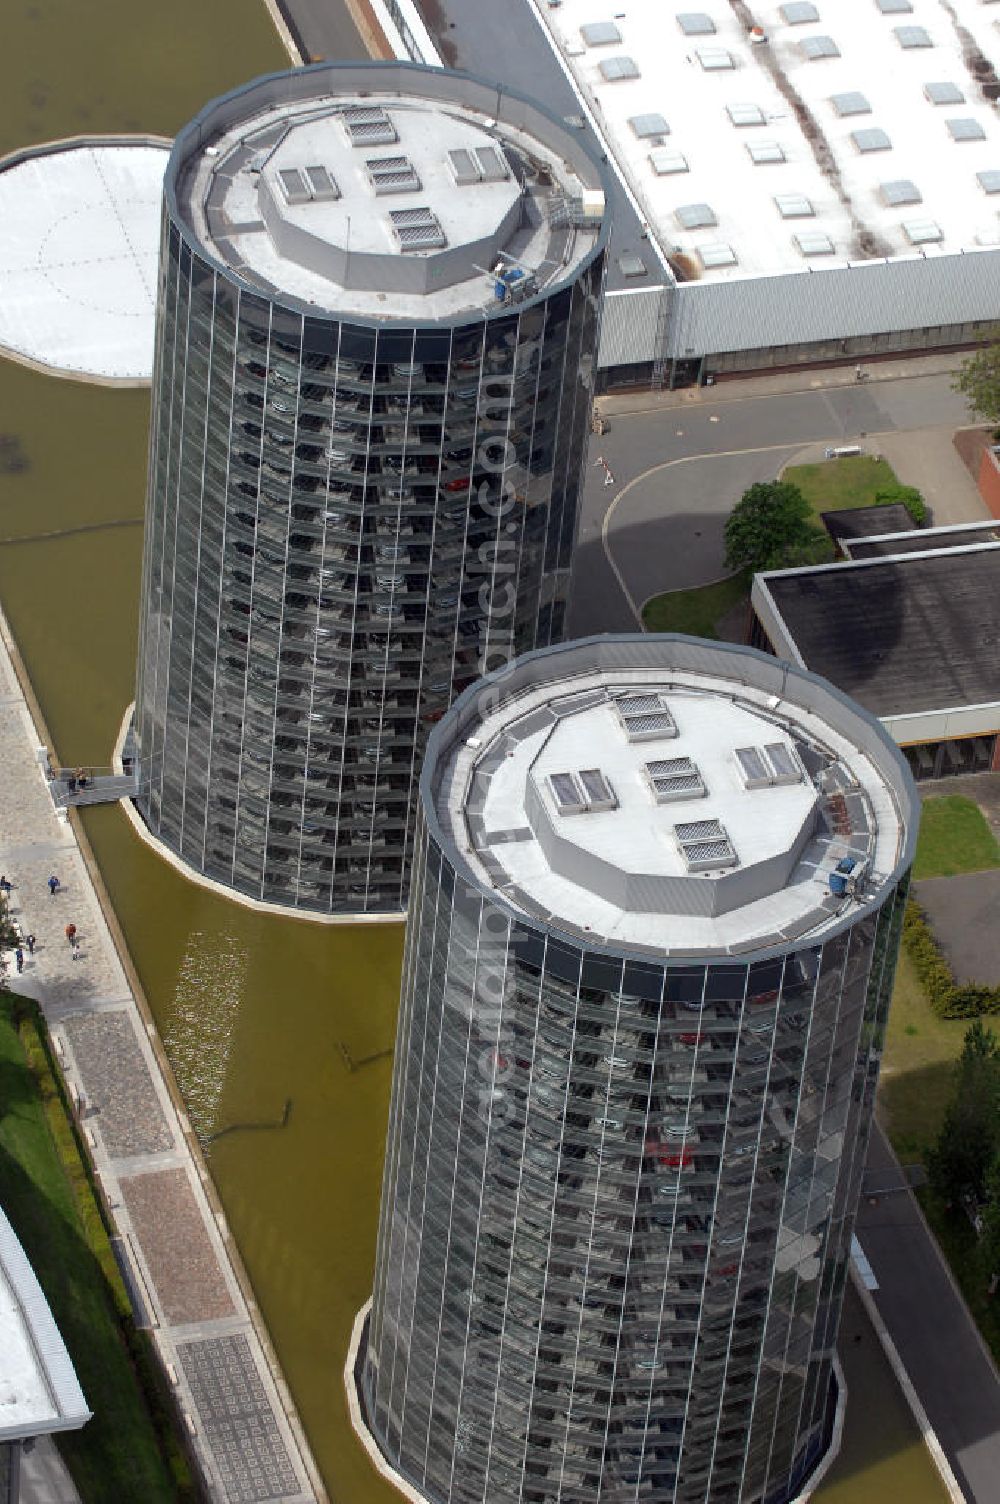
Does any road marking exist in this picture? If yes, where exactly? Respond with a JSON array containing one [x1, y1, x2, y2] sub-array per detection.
[[599, 440, 802, 627]]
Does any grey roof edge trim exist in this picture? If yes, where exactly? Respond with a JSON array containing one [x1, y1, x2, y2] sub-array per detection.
[[0, 1206, 91, 1440], [420, 632, 918, 967], [164, 58, 614, 329], [758, 539, 1000, 579], [847, 519, 997, 548]]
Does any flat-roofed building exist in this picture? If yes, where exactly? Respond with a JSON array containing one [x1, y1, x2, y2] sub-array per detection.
[[391, 0, 1000, 381], [752, 533, 1000, 779], [354, 634, 917, 1504], [1, 1206, 90, 1502]]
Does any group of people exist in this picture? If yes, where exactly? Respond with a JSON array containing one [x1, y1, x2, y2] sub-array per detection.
[[0, 871, 80, 973]]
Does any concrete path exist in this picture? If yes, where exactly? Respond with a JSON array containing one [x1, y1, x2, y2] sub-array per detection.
[[0, 615, 319, 1503], [856, 1121, 1000, 1504], [912, 870, 1000, 987], [18, 1436, 81, 1504]]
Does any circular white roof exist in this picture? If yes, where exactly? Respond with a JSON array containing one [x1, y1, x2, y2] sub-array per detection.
[[0, 141, 167, 382]]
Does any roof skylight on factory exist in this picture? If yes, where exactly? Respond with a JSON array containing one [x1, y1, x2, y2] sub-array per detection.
[[537, 0, 1000, 280]]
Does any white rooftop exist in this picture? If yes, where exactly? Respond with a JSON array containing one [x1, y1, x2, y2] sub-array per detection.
[[179, 84, 602, 320], [0, 1206, 90, 1442], [442, 664, 906, 954], [538, 0, 1000, 279], [0, 143, 166, 381]]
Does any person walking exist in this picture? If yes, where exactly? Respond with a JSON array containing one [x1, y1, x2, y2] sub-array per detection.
[[25, 933, 35, 955], [14, 946, 23, 974], [0, 875, 11, 896], [64, 922, 77, 948], [47, 874, 60, 897]]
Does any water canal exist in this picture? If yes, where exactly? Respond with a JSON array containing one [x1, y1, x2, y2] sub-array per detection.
[[0, 3, 950, 1500]]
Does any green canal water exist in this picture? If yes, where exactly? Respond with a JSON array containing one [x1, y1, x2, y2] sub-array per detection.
[[0, 3, 950, 1500]]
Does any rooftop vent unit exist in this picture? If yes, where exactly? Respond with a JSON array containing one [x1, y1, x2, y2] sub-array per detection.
[[674, 818, 738, 872], [581, 20, 621, 45], [368, 155, 422, 195], [903, 217, 943, 244], [698, 242, 738, 268], [616, 693, 678, 742], [342, 106, 398, 146], [277, 168, 310, 205], [734, 743, 803, 790], [650, 148, 689, 175], [630, 112, 670, 139], [879, 178, 921, 206], [894, 25, 932, 49], [474, 146, 510, 182], [727, 103, 766, 127], [780, 1, 819, 21], [645, 757, 707, 804], [676, 202, 718, 229], [748, 141, 787, 164], [794, 229, 835, 255], [831, 92, 871, 117], [303, 165, 340, 201], [696, 47, 736, 71], [876, 0, 912, 12], [851, 128, 892, 153], [977, 169, 1000, 194], [548, 768, 617, 815], [599, 55, 640, 81], [389, 207, 447, 251], [447, 148, 481, 186], [677, 11, 715, 34], [800, 35, 840, 60], [618, 252, 648, 277], [924, 81, 964, 105], [775, 193, 815, 218], [947, 117, 986, 142]]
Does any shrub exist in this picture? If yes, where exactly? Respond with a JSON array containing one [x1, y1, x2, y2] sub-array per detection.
[[873, 483, 927, 526], [903, 901, 1000, 1018]]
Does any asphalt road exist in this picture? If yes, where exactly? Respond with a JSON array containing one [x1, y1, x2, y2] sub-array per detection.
[[567, 369, 974, 637], [857, 1121, 1000, 1503], [278, 0, 370, 61]]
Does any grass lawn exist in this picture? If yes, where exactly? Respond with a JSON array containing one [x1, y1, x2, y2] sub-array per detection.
[[641, 570, 751, 638], [0, 995, 189, 1502], [880, 950, 970, 1163], [784, 455, 901, 520], [913, 794, 1000, 879]]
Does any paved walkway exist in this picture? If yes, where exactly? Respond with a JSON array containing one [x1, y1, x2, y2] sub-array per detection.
[[19, 1436, 81, 1504], [857, 1121, 1000, 1503], [0, 616, 320, 1503]]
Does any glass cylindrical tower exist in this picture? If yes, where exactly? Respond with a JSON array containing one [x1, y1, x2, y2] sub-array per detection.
[[133, 62, 608, 915], [359, 635, 917, 1504]]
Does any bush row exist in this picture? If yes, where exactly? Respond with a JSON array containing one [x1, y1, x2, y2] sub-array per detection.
[[903, 901, 1000, 1018]]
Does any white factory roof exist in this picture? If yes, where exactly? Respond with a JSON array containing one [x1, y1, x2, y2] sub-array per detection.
[[538, 0, 1000, 280], [442, 663, 906, 954], [0, 1205, 90, 1442], [179, 81, 603, 320]]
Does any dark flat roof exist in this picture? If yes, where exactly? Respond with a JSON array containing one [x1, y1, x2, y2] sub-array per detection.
[[821, 504, 914, 544], [846, 520, 1000, 558], [758, 545, 1000, 717]]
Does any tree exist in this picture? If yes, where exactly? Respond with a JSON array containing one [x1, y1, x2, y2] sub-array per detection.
[[723, 481, 828, 574], [927, 1020, 1000, 1205], [978, 1150, 1000, 1294], [954, 336, 1000, 431]]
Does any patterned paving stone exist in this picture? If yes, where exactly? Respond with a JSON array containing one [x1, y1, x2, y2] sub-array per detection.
[[177, 1333, 300, 1502], [119, 1168, 235, 1325], [61, 1010, 172, 1157]]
